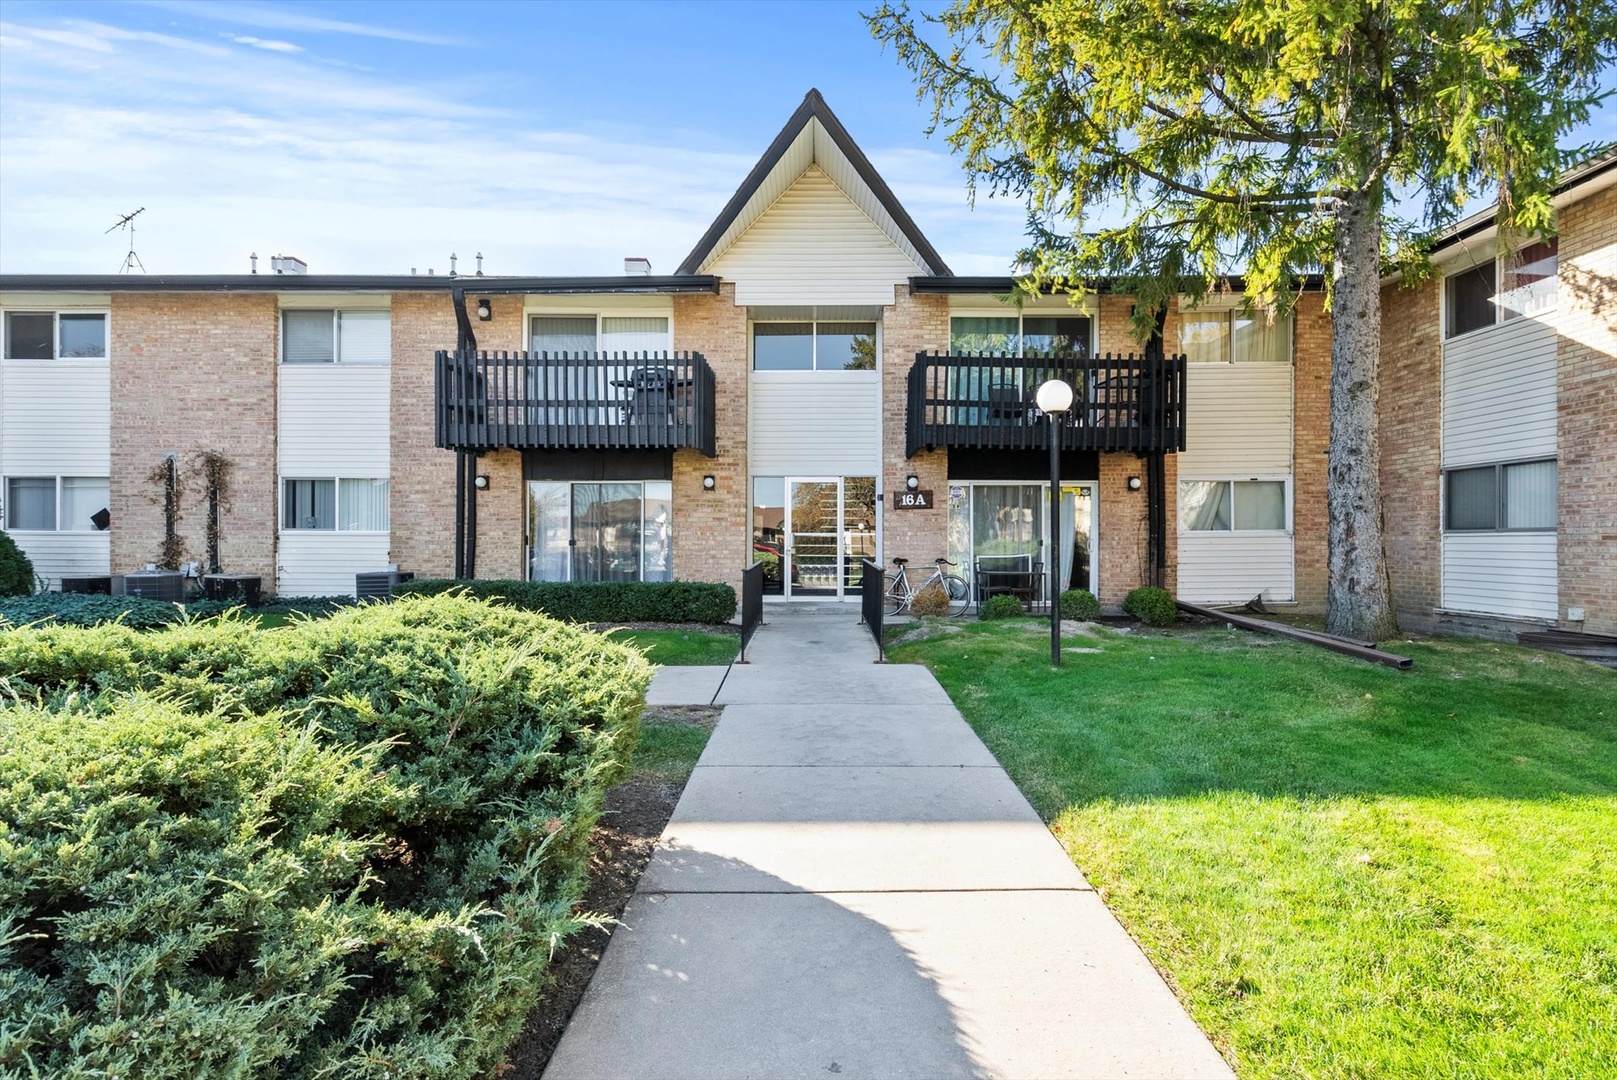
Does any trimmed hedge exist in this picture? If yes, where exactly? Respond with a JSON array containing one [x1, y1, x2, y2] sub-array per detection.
[[0, 592, 183, 629], [1124, 586, 1179, 626], [398, 578, 737, 625], [1059, 588, 1102, 621], [0, 530, 32, 596], [979, 594, 1026, 620], [0, 594, 651, 1079]]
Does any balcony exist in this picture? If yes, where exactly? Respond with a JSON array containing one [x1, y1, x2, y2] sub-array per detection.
[[436, 350, 717, 456], [905, 352, 1187, 457]]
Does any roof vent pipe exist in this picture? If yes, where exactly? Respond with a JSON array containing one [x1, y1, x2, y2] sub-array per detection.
[[449, 253, 458, 278], [476, 252, 484, 277], [624, 256, 652, 276], [250, 252, 258, 274]]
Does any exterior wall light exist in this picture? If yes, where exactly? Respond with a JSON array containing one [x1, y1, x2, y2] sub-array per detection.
[[1127, 476, 1143, 491], [473, 475, 489, 490], [703, 475, 716, 491], [906, 474, 920, 491], [475, 299, 492, 321]]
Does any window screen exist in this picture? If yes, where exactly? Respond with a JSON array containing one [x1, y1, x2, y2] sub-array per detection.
[[283, 478, 335, 529], [1232, 481, 1287, 530], [1502, 460, 1555, 529], [817, 322, 877, 370], [283, 310, 336, 363], [4, 312, 54, 359], [1231, 312, 1291, 362], [1445, 263, 1496, 338], [58, 314, 107, 358], [601, 316, 670, 355], [338, 478, 389, 530], [337, 311, 390, 364], [1445, 466, 1498, 531], [753, 323, 814, 370], [949, 317, 1018, 355], [1022, 316, 1091, 358], [60, 477, 110, 531], [530, 316, 597, 354], [5, 477, 56, 530], [1179, 315, 1229, 363], [1500, 240, 1558, 320]]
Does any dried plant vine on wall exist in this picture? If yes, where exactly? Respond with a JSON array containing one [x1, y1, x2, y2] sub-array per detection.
[[190, 450, 234, 574], [145, 454, 186, 570]]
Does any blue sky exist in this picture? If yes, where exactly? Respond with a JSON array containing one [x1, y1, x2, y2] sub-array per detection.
[[0, 1, 1611, 277]]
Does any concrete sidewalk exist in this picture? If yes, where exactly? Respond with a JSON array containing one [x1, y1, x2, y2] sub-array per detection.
[[546, 605, 1232, 1080]]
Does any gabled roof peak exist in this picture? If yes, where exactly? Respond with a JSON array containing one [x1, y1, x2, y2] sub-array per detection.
[[677, 89, 950, 277]]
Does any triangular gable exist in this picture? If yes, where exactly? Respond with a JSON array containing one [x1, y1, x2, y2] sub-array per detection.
[[677, 88, 951, 277]]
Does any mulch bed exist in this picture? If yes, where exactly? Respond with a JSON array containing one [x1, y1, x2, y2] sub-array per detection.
[[500, 705, 721, 1078], [590, 621, 740, 634]]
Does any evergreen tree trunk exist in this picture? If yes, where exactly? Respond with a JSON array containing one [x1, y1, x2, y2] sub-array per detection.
[[1326, 185, 1399, 640]]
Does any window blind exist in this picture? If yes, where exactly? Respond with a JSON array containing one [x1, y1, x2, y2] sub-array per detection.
[[338, 311, 391, 364], [283, 310, 335, 363]]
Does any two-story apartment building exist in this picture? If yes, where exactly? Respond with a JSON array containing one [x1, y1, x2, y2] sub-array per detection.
[[2, 91, 1612, 637]]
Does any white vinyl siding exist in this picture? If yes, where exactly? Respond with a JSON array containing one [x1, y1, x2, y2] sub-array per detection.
[[749, 373, 880, 475], [1441, 532, 1558, 621], [6, 532, 110, 591], [275, 531, 391, 598], [709, 165, 924, 306], [278, 366, 390, 476], [1177, 534, 1296, 604], [1440, 316, 1558, 468], [1, 358, 111, 475]]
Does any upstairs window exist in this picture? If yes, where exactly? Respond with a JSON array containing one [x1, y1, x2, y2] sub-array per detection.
[[282, 310, 391, 364], [3, 311, 107, 359], [1444, 238, 1558, 339], [948, 314, 1092, 357], [753, 320, 876, 371], [1179, 310, 1291, 363], [528, 315, 672, 354]]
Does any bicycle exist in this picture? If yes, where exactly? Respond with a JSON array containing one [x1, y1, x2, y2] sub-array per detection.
[[884, 557, 971, 617]]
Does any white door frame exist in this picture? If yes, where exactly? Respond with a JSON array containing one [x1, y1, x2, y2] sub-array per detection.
[[783, 475, 844, 601]]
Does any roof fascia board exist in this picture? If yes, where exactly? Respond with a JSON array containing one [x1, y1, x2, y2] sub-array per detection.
[[0, 275, 721, 295], [909, 275, 1326, 295], [676, 89, 951, 276]]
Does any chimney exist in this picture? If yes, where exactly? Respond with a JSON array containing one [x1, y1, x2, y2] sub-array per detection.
[[271, 255, 307, 275], [624, 256, 652, 276]]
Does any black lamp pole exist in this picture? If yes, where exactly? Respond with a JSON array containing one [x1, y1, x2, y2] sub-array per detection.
[[1049, 409, 1061, 667]]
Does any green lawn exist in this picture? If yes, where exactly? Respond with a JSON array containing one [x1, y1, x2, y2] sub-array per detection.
[[632, 717, 715, 785], [614, 628, 738, 666], [890, 620, 1617, 1079]]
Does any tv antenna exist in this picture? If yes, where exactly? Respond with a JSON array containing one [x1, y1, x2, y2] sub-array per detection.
[[106, 207, 147, 273]]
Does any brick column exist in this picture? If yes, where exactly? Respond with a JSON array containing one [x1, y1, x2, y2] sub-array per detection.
[[1555, 183, 1617, 634], [1292, 293, 1333, 611], [1377, 278, 1443, 628], [881, 286, 950, 567], [389, 292, 458, 579], [672, 284, 748, 593], [109, 293, 278, 581]]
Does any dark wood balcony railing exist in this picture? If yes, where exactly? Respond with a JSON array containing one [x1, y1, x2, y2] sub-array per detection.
[[436, 350, 717, 456], [906, 352, 1187, 456]]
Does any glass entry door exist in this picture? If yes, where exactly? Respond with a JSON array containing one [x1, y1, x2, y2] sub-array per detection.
[[753, 476, 878, 600], [788, 479, 840, 597]]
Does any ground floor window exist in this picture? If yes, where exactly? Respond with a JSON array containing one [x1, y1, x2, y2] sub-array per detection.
[[1179, 479, 1288, 532], [527, 480, 672, 583], [1443, 460, 1556, 532], [281, 478, 390, 531], [3, 475, 110, 531], [947, 481, 1094, 599]]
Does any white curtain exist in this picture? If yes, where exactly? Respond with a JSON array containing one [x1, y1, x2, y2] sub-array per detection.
[[642, 481, 673, 582], [338, 311, 391, 364], [339, 478, 389, 531], [6, 477, 55, 530], [600, 316, 670, 356], [1231, 312, 1291, 362], [1180, 481, 1231, 530], [60, 477, 109, 531], [1179, 315, 1229, 363], [1504, 460, 1556, 529], [1232, 481, 1287, 530]]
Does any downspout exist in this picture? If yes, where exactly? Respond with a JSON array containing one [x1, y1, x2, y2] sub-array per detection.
[[451, 287, 479, 579], [1142, 305, 1168, 589]]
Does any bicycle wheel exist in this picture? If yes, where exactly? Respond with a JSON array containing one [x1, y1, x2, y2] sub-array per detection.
[[883, 572, 907, 616], [941, 573, 971, 617]]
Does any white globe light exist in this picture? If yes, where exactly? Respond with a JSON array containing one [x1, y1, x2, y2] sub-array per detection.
[[1035, 379, 1074, 414]]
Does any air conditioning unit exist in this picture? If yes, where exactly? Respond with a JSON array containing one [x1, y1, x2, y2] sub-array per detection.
[[114, 570, 187, 602], [356, 570, 414, 602]]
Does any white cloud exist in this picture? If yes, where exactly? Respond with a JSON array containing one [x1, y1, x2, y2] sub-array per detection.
[[141, 0, 470, 47], [224, 34, 303, 53]]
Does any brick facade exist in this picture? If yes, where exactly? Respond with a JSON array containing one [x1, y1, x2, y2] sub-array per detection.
[[109, 293, 279, 580], [1555, 183, 1617, 635], [1376, 276, 1443, 628], [388, 292, 458, 579], [673, 284, 749, 595], [1292, 292, 1334, 611], [880, 286, 950, 569]]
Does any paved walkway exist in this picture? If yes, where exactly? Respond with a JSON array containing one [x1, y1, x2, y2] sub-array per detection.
[[546, 605, 1232, 1080]]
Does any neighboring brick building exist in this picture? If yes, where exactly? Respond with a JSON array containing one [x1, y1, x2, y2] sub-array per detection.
[[3, 91, 1607, 637]]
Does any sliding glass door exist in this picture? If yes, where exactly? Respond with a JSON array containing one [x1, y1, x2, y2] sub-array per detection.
[[526, 480, 672, 583], [947, 481, 1097, 600]]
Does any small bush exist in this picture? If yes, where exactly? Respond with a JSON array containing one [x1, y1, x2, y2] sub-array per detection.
[[979, 593, 1026, 620], [259, 594, 358, 617], [0, 592, 182, 629], [0, 530, 34, 596], [0, 594, 652, 1078], [910, 582, 951, 617], [399, 578, 737, 625], [1059, 588, 1101, 621], [1124, 586, 1178, 626]]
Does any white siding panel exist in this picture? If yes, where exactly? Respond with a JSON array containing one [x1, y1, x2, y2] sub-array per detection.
[[278, 366, 389, 475], [710, 166, 923, 306], [1177, 533, 1295, 604], [1441, 532, 1557, 620], [0, 360, 111, 474], [276, 531, 390, 597], [10, 532, 111, 591], [1441, 317, 1557, 468], [1177, 363, 1292, 475], [750, 373, 879, 475]]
